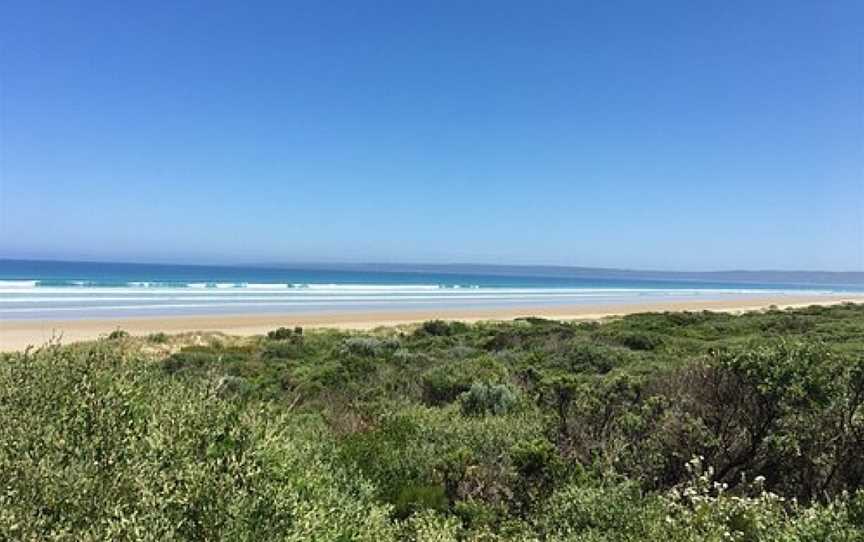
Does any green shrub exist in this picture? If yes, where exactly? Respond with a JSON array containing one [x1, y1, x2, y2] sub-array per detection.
[[423, 367, 472, 405], [537, 479, 659, 538], [5, 304, 864, 540], [422, 356, 508, 406], [107, 328, 129, 340], [161, 350, 221, 373], [417, 320, 468, 337], [510, 438, 563, 512], [392, 483, 449, 519], [393, 349, 435, 366], [267, 326, 304, 340], [261, 339, 304, 359], [147, 331, 169, 343], [444, 345, 480, 360], [213, 374, 250, 399], [459, 382, 518, 416], [564, 342, 632, 373], [515, 316, 560, 326], [605, 330, 663, 351], [0, 343, 397, 540], [340, 336, 400, 357]]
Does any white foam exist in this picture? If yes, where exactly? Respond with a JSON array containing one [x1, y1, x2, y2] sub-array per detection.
[[0, 276, 845, 321], [0, 280, 38, 288], [0, 285, 837, 297], [289, 285, 454, 293], [0, 289, 837, 315]]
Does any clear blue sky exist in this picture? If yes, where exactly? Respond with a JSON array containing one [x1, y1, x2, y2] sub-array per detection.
[[1, 1, 861, 271]]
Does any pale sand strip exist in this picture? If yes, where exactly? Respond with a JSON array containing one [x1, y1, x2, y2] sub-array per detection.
[[1, 294, 862, 352]]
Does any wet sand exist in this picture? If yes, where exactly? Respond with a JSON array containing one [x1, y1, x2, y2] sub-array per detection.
[[2, 294, 862, 352]]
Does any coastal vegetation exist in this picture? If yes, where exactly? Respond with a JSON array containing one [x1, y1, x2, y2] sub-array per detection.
[[2, 304, 864, 540]]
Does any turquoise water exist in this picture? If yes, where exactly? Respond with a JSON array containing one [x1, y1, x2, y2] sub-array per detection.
[[0, 260, 858, 320]]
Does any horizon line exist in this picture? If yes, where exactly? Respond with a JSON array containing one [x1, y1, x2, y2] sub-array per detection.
[[2, 256, 862, 276]]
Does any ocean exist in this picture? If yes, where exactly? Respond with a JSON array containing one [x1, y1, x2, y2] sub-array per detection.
[[0, 259, 859, 320]]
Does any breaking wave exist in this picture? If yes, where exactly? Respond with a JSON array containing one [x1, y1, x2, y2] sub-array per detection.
[[0, 278, 848, 320]]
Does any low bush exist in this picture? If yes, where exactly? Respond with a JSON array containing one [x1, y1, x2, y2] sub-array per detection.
[[459, 381, 518, 416], [422, 356, 508, 406], [340, 336, 401, 357], [417, 320, 468, 337], [0, 343, 397, 540], [147, 331, 169, 343], [266, 326, 304, 340], [603, 329, 663, 351], [261, 339, 305, 359], [4, 304, 864, 539], [107, 328, 129, 340]]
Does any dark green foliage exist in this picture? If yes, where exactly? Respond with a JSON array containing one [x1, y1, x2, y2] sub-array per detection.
[[422, 356, 508, 405], [459, 381, 518, 416], [453, 498, 506, 530], [107, 328, 129, 340], [261, 338, 304, 359], [161, 349, 221, 373], [263, 327, 306, 361], [266, 326, 304, 341], [422, 366, 472, 404], [5, 305, 864, 539], [562, 341, 633, 373], [417, 319, 468, 337], [340, 336, 400, 357], [510, 438, 563, 511], [214, 374, 251, 399], [146, 331, 169, 343], [515, 316, 561, 326], [392, 483, 449, 519], [600, 329, 663, 350], [266, 326, 296, 340]]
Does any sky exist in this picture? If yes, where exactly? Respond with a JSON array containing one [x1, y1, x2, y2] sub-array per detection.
[[0, 1, 861, 271]]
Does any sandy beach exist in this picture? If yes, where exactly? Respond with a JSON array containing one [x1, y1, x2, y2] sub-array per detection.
[[1, 293, 861, 352]]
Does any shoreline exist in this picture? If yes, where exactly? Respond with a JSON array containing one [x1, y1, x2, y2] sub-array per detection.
[[2, 294, 862, 352]]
